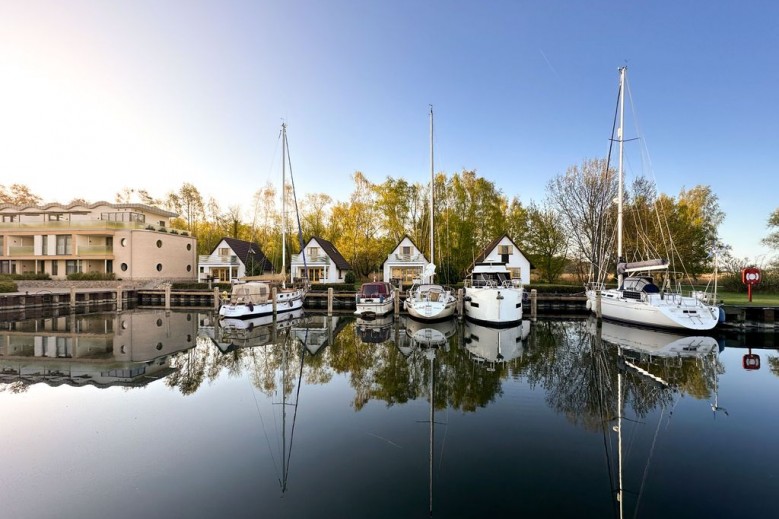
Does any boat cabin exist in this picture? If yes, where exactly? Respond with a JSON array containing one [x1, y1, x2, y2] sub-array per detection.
[[466, 263, 519, 288], [358, 282, 393, 299], [620, 276, 660, 299], [228, 282, 271, 305]]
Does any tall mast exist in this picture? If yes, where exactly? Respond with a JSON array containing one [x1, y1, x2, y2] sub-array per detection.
[[617, 67, 626, 288], [429, 106, 434, 276], [282, 123, 287, 288]]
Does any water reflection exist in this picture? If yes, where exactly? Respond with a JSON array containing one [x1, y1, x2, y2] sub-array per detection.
[[0, 309, 198, 390]]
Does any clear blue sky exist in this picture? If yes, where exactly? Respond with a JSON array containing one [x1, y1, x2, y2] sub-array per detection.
[[1, 1, 776, 260]]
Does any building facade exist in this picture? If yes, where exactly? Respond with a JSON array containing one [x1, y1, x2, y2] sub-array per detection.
[[198, 237, 272, 282], [0, 202, 197, 281], [466, 234, 533, 286], [290, 236, 350, 283], [382, 235, 429, 286]]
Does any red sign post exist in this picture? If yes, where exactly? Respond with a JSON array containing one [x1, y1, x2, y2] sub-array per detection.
[[742, 267, 761, 302]]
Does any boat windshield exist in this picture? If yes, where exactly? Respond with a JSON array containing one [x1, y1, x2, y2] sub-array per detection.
[[622, 276, 660, 293], [361, 283, 389, 297], [472, 271, 509, 286]]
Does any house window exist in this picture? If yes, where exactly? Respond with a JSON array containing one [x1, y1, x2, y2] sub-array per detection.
[[51, 260, 58, 276], [56, 235, 72, 255], [218, 247, 229, 256], [41, 236, 48, 255], [498, 245, 513, 255], [510, 268, 521, 279], [48, 213, 64, 221], [401, 246, 411, 257], [2, 215, 17, 222], [309, 246, 319, 258], [65, 260, 80, 275]]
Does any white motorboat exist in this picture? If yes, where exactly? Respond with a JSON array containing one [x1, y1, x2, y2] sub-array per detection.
[[463, 261, 523, 326], [355, 281, 395, 318]]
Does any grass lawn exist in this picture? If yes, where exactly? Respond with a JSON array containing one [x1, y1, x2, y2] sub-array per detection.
[[716, 291, 779, 306]]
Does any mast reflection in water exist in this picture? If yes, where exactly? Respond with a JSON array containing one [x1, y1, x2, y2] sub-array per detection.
[[1, 310, 778, 519]]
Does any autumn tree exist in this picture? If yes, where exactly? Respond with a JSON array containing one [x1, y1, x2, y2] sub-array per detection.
[[0, 184, 42, 205]]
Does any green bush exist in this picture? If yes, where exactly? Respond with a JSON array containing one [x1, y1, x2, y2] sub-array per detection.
[[0, 273, 50, 280], [0, 281, 18, 293], [67, 272, 116, 281], [344, 271, 356, 284]]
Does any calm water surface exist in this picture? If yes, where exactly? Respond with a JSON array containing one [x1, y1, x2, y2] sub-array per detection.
[[1, 309, 778, 518]]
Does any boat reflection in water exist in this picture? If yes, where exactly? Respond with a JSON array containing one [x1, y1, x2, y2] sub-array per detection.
[[214, 308, 304, 352], [596, 318, 719, 359], [355, 314, 396, 345], [463, 320, 531, 370], [591, 318, 723, 519], [0, 309, 200, 389], [404, 317, 457, 350]]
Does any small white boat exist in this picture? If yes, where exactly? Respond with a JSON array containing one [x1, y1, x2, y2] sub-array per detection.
[[404, 107, 457, 322], [463, 262, 523, 326], [355, 281, 395, 318], [219, 280, 305, 320], [219, 123, 308, 321], [594, 319, 719, 359], [405, 316, 457, 349]]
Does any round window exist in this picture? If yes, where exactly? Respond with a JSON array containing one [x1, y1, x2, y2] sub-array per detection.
[[156, 319, 163, 326], [186, 244, 192, 251], [156, 263, 163, 272], [120, 238, 127, 247], [121, 263, 128, 271], [187, 265, 192, 272], [156, 342, 163, 351], [156, 240, 162, 248]]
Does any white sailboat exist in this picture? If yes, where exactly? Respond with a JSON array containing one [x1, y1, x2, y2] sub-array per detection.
[[404, 107, 457, 322], [585, 67, 721, 331], [219, 123, 308, 320]]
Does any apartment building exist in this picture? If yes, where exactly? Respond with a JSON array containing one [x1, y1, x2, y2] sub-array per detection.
[[0, 202, 197, 281]]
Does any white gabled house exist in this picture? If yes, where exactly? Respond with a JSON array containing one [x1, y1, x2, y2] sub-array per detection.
[[382, 235, 429, 286], [466, 234, 533, 286], [198, 238, 273, 282], [290, 236, 351, 284]]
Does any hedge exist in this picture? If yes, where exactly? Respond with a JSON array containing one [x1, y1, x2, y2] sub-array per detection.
[[0, 273, 51, 280], [0, 281, 18, 293], [67, 272, 116, 281]]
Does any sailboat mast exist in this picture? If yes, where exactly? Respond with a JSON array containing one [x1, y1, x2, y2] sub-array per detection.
[[617, 67, 626, 288], [282, 123, 287, 288], [429, 106, 435, 274]]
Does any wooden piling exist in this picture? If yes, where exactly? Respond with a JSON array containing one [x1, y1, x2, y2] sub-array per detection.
[[457, 288, 464, 319], [530, 289, 537, 322], [164, 284, 171, 311], [213, 287, 220, 310], [394, 288, 400, 316], [327, 287, 334, 316], [596, 290, 602, 323], [70, 287, 76, 308], [116, 287, 123, 312], [271, 287, 278, 321]]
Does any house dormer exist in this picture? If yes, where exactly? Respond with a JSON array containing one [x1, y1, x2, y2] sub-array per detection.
[[382, 235, 429, 286], [290, 236, 351, 283]]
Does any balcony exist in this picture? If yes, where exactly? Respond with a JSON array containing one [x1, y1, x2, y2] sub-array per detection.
[[392, 253, 423, 262], [0, 220, 148, 231], [8, 246, 34, 256], [198, 255, 239, 266], [291, 253, 329, 264], [78, 246, 114, 256]]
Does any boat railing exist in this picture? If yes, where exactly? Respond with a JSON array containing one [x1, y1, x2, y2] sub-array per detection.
[[585, 281, 606, 292]]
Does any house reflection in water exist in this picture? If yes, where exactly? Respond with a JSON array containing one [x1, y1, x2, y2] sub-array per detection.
[[0, 310, 200, 388]]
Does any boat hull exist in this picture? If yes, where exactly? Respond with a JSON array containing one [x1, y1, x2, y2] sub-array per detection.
[[355, 298, 395, 317], [463, 286, 523, 327], [586, 289, 719, 331], [219, 290, 305, 320], [405, 299, 456, 321]]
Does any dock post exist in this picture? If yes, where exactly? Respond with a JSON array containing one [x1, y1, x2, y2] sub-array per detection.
[[394, 288, 400, 316], [272, 287, 278, 321], [164, 284, 171, 311], [327, 287, 333, 316], [596, 290, 602, 323], [457, 288, 464, 319], [530, 289, 537, 322], [116, 287, 123, 312], [213, 288, 220, 310], [70, 287, 76, 308]]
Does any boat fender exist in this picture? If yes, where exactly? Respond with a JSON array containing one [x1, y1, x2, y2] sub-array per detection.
[[248, 302, 254, 312], [718, 306, 726, 323], [585, 299, 592, 311]]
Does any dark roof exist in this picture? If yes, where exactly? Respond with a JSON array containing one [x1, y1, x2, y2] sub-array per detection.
[[308, 236, 351, 270], [466, 234, 535, 273], [214, 238, 273, 272]]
